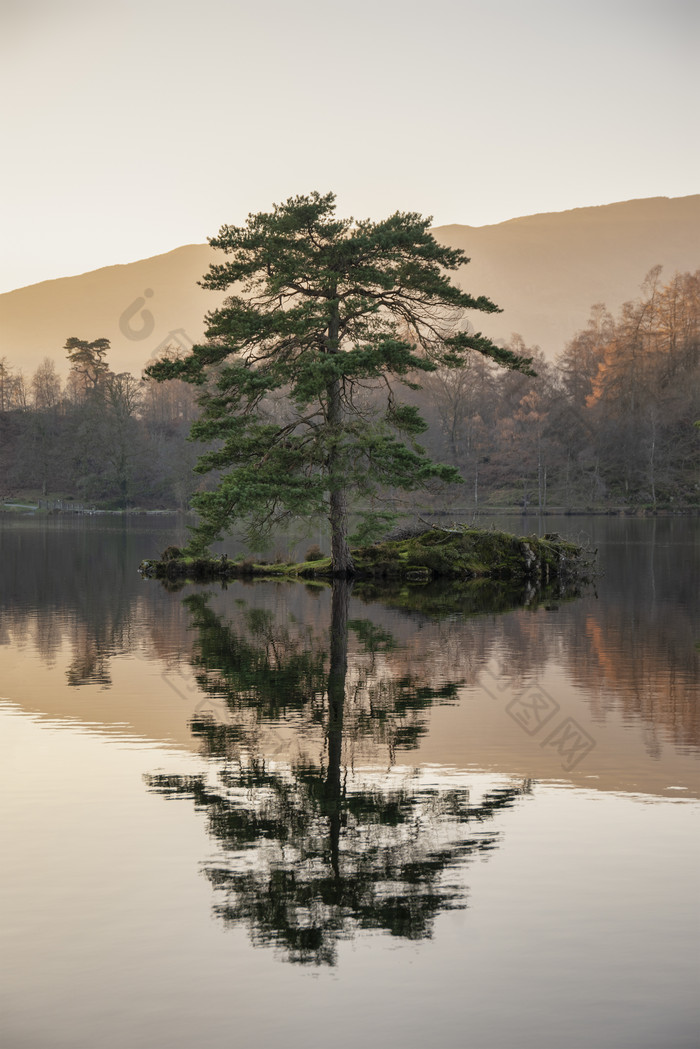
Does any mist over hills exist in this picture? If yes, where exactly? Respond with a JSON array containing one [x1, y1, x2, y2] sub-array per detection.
[[1, 195, 698, 380]]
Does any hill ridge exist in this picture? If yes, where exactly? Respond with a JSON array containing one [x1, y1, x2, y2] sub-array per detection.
[[2, 195, 698, 377]]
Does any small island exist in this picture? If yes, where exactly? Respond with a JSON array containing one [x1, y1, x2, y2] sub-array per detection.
[[139, 525, 592, 591]]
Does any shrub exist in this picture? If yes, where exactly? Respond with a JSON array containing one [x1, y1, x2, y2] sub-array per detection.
[[161, 545, 183, 561]]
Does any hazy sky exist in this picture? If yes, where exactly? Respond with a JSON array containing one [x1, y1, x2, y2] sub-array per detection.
[[1, 0, 697, 294]]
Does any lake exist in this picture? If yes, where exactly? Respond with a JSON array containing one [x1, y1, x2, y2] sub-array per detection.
[[0, 514, 698, 1049]]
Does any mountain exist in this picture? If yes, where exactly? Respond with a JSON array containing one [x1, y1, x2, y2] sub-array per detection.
[[0, 243, 218, 380], [432, 194, 700, 354], [1, 195, 698, 379]]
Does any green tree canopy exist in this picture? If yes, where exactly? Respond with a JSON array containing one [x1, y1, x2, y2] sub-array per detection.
[[146, 191, 533, 571]]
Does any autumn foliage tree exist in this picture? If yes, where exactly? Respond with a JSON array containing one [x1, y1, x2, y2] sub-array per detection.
[[581, 268, 700, 504]]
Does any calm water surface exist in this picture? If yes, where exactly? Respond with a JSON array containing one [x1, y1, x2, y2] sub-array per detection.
[[0, 515, 698, 1049]]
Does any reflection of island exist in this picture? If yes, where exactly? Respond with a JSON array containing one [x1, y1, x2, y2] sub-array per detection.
[[146, 582, 532, 964]]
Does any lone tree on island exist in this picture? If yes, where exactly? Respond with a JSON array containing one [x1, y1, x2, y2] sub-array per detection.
[[147, 192, 533, 574]]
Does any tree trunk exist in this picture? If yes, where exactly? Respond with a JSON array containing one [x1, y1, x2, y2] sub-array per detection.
[[327, 374, 354, 573], [326, 301, 354, 575], [648, 406, 657, 508], [329, 481, 354, 575]]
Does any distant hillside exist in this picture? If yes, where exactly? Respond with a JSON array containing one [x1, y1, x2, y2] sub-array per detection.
[[1, 195, 698, 378], [0, 243, 219, 380], [432, 194, 700, 354]]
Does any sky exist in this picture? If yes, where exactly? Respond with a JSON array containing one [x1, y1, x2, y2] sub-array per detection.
[[0, 0, 697, 294]]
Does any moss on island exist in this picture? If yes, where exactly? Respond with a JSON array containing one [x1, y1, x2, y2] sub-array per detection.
[[139, 527, 593, 591]]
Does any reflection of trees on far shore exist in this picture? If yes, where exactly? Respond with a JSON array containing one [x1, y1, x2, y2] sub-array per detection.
[[146, 581, 532, 965], [0, 520, 193, 684]]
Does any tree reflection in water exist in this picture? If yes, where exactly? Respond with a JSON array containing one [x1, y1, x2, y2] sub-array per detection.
[[146, 581, 531, 965]]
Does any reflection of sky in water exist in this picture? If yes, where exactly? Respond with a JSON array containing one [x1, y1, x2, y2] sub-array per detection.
[[0, 703, 697, 1049]]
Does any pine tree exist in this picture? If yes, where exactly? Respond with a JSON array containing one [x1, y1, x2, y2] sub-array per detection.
[[147, 192, 532, 573], [64, 336, 110, 399]]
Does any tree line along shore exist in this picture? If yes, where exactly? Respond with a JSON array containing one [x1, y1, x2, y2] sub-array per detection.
[[1, 267, 698, 517]]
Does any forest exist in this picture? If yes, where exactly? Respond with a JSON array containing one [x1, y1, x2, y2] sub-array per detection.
[[1, 267, 698, 514]]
